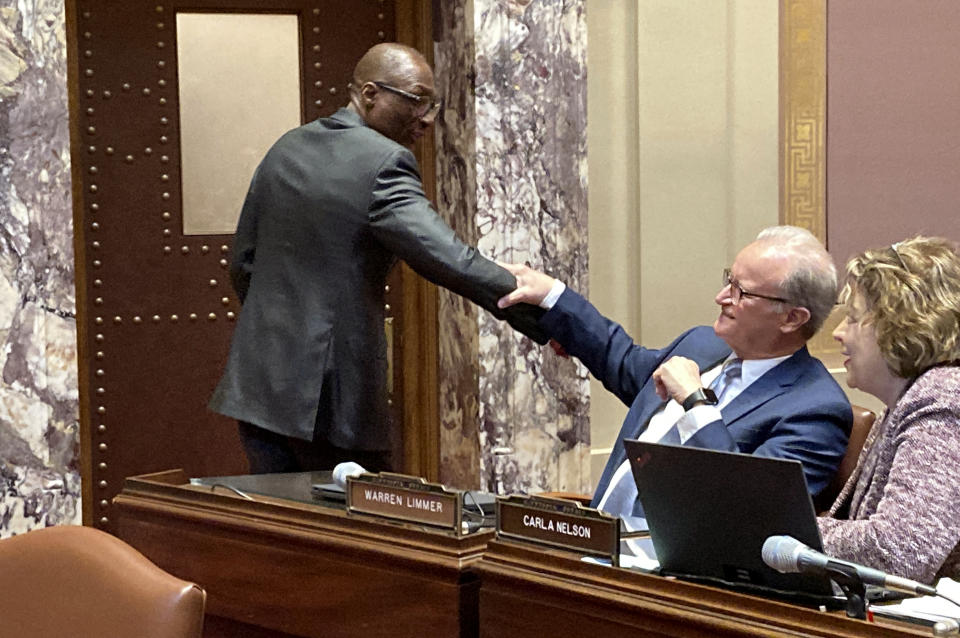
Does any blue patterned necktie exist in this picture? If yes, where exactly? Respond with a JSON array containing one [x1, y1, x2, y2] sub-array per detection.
[[710, 358, 743, 405]]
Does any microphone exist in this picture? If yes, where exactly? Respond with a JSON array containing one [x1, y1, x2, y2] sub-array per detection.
[[332, 462, 368, 489], [762, 535, 937, 596]]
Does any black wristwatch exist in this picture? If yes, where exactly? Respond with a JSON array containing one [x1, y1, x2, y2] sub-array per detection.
[[681, 387, 718, 411]]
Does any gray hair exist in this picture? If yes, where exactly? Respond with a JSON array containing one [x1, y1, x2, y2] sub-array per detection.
[[755, 226, 838, 338]]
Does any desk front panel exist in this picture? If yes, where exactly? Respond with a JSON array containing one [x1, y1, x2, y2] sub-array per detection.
[[476, 539, 928, 638], [114, 470, 489, 638]]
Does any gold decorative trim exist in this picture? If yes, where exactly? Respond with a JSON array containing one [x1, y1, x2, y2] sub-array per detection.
[[779, 0, 826, 243], [780, 1, 839, 362]]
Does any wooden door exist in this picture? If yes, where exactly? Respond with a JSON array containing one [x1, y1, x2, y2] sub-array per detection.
[[67, 0, 437, 531]]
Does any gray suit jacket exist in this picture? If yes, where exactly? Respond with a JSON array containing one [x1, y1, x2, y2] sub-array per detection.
[[210, 108, 547, 450]]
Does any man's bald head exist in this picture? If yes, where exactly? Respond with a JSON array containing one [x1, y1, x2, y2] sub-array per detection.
[[348, 43, 437, 148], [353, 43, 429, 87]]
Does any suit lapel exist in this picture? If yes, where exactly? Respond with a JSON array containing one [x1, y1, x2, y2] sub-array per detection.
[[719, 346, 809, 425]]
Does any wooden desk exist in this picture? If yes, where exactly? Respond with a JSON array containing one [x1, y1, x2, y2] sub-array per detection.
[[476, 538, 929, 638], [114, 470, 492, 638]]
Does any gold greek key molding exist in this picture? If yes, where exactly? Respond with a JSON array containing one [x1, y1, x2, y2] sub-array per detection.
[[780, 0, 840, 362], [780, 0, 826, 243]]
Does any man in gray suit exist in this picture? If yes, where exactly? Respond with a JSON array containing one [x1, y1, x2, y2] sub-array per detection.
[[210, 43, 547, 473]]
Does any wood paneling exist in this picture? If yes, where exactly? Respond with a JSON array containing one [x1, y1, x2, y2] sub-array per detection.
[[477, 538, 927, 638], [114, 470, 487, 638]]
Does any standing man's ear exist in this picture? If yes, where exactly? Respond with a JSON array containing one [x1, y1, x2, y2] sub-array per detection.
[[359, 82, 378, 107]]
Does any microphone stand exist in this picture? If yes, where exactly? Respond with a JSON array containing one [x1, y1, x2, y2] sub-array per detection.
[[823, 561, 868, 620]]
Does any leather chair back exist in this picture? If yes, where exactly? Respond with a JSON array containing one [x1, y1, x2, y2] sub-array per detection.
[[815, 404, 877, 512], [0, 525, 205, 638]]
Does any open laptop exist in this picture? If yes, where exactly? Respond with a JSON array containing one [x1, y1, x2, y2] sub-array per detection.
[[623, 439, 838, 604]]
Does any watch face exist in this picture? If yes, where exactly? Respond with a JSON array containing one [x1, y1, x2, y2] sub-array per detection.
[[703, 388, 718, 404]]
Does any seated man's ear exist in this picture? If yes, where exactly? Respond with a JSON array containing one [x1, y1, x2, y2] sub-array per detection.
[[779, 306, 812, 334]]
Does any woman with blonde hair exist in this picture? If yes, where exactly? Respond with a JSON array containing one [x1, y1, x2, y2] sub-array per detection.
[[821, 236, 960, 584]]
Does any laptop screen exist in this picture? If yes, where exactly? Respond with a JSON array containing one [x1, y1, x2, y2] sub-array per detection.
[[623, 439, 835, 600]]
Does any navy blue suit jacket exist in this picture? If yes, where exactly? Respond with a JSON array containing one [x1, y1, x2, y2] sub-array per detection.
[[541, 289, 852, 515]]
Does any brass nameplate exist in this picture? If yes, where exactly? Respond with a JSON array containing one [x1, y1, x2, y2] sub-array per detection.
[[346, 472, 461, 532], [496, 494, 620, 564]]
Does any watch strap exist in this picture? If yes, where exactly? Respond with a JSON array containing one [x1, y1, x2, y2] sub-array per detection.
[[681, 387, 718, 411]]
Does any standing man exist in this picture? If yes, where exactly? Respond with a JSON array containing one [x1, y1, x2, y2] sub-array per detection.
[[498, 226, 851, 527], [210, 43, 546, 474]]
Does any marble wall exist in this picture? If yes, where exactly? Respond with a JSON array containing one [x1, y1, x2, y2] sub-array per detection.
[[435, 0, 590, 495], [0, 0, 80, 535], [0, 0, 589, 533]]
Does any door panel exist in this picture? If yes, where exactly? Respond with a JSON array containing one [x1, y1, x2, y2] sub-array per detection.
[[69, 0, 408, 531]]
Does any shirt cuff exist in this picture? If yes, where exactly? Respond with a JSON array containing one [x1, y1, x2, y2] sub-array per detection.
[[540, 280, 566, 309], [675, 404, 724, 444]]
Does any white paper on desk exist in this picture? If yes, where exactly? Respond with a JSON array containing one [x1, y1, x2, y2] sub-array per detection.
[[621, 535, 658, 567], [875, 577, 960, 620], [580, 536, 660, 573], [618, 552, 660, 572], [894, 578, 960, 613], [581, 553, 660, 572]]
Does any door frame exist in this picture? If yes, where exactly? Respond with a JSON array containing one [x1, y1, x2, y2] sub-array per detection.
[[396, 0, 440, 481]]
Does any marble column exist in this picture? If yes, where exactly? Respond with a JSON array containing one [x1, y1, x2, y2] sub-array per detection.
[[0, 0, 80, 535], [434, 0, 590, 495]]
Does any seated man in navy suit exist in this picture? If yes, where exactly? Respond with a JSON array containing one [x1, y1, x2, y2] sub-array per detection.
[[498, 226, 851, 528]]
